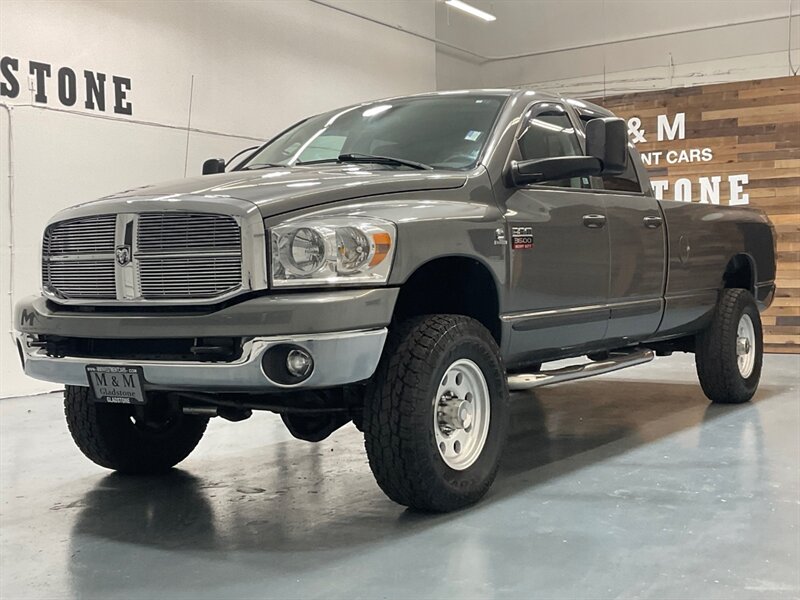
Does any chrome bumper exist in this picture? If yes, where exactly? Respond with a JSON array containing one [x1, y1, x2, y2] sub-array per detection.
[[15, 329, 387, 392]]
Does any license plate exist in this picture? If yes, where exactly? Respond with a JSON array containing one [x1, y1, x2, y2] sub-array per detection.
[[86, 365, 146, 405]]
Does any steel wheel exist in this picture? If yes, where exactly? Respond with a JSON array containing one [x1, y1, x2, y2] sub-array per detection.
[[736, 313, 756, 378], [434, 358, 491, 471]]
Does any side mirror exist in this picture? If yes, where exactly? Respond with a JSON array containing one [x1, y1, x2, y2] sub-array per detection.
[[202, 158, 226, 175], [585, 117, 627, 175], [511, 156, 602, 186]]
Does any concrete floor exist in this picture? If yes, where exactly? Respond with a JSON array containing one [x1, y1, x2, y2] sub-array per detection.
[[1, 354, 798, 600]]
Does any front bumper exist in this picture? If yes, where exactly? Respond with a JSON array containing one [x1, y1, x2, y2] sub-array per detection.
[[16, 328, 387, 391], [14, 288, 398, 391]]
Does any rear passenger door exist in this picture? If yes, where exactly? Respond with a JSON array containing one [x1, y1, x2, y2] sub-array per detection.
[[591, 143, 667, 342]]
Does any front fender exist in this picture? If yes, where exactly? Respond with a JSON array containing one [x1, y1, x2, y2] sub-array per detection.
[[262, 176, 508, 304]]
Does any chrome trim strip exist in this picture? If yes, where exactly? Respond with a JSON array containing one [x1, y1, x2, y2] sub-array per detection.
[[48, 254, 114, 262], [507, 349, 654, 391], [501, 298, 659, 322], [116, 213, 137, 300], [17, 328, 387, 391], [135, 250, 241, 259], [662, 289, 719, 301]]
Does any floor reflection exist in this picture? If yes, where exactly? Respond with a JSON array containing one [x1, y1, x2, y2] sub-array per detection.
[[69, 378, 775, 563]]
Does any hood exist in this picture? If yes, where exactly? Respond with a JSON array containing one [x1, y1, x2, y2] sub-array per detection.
[[99, 165, 468, 217]]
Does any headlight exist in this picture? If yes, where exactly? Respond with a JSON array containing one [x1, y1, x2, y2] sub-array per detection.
[[270, 217, 395, 287]]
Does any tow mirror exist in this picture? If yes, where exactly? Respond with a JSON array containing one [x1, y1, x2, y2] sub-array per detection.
[[202, 158, 226, 175], [585, 117, 627, 175], [510, 156, 602, 186]]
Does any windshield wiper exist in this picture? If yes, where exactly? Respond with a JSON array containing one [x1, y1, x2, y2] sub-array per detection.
[[242, 162, 286, 170], [298, 153, 433, 170], [339, 153, 434, 170]]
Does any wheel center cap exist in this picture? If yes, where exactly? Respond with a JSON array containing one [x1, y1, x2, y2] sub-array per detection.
[[736, 336, 751, 356], [438, 395, 473, 430]]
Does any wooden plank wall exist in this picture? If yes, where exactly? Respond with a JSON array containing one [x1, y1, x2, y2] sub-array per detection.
[[592, 76, 800, 353]]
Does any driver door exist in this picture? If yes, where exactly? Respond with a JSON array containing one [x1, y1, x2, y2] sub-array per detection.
[[498, 102, 610, 363]]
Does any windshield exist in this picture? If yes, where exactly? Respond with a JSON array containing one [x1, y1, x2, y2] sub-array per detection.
[[241, 94, 508, 171]]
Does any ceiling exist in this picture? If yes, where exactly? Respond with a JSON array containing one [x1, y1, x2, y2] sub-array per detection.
[[434, 0, 794, 59]]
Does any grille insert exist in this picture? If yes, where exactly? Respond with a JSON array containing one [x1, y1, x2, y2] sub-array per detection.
[[136, 213, 242, 299], [42, 216, 117, 299], [43, 214, 117, 256], [137, 213, 241, 252], [43, 259, 117, 299], [139, 256, 242, 299]]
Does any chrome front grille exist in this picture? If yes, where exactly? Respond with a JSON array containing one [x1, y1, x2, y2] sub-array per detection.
[[42, 212, 244, 302]]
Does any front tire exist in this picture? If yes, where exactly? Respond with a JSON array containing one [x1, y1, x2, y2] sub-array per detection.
[[363, 315, 510, 512], [64, 385, 208, 473], [696, 288, 763, 404]]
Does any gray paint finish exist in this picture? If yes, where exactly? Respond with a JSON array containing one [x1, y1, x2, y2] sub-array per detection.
[[101, 166, 468, 218], [16, 288, 399, 339], [2, 353, 797, 599]]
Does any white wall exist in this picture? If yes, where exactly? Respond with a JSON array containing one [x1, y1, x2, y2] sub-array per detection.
[[0, 0, 435, 398], [435, 0, 800, 95]]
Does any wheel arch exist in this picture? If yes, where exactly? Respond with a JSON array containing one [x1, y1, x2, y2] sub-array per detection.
[[392, 255, 502, 344], [723, 253, 756, 293]]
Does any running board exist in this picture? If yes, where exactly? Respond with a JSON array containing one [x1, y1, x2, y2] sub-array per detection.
[[507, 349, 655, 391]]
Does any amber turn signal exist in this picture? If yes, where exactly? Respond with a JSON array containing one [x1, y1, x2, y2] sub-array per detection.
[[370, 232, 392, 267]]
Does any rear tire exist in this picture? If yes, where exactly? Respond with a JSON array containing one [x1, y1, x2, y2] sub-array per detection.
[[363, 315, 510, 512], [696, 289, 763, 404], [64, 385, 208, 473]]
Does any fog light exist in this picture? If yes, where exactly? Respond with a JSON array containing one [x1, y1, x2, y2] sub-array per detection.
[[262, 344, 315, 385], [286, 348, 313, 378]]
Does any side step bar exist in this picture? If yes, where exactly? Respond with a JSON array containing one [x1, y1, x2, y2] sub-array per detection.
[[507, 349, 655, 391]]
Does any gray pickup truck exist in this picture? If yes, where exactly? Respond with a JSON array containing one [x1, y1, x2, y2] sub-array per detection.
[[15, 90, 776, 512]]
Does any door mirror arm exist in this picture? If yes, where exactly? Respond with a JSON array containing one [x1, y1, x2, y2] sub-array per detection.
[[510, 156, 602, 186]]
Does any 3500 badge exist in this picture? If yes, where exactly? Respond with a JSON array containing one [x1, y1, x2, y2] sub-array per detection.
[[511, 226, 534, 250]]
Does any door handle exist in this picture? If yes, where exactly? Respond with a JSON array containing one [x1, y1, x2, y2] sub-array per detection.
[[643, 215, 663, 229], [582, 214, 606, 229]]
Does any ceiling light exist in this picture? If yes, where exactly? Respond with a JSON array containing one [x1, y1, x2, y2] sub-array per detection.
[[362, 104, 392, 117], [445, 0, 496, 22]]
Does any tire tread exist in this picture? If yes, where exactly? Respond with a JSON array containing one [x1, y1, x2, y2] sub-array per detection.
[[64, 385, 208, 473]]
